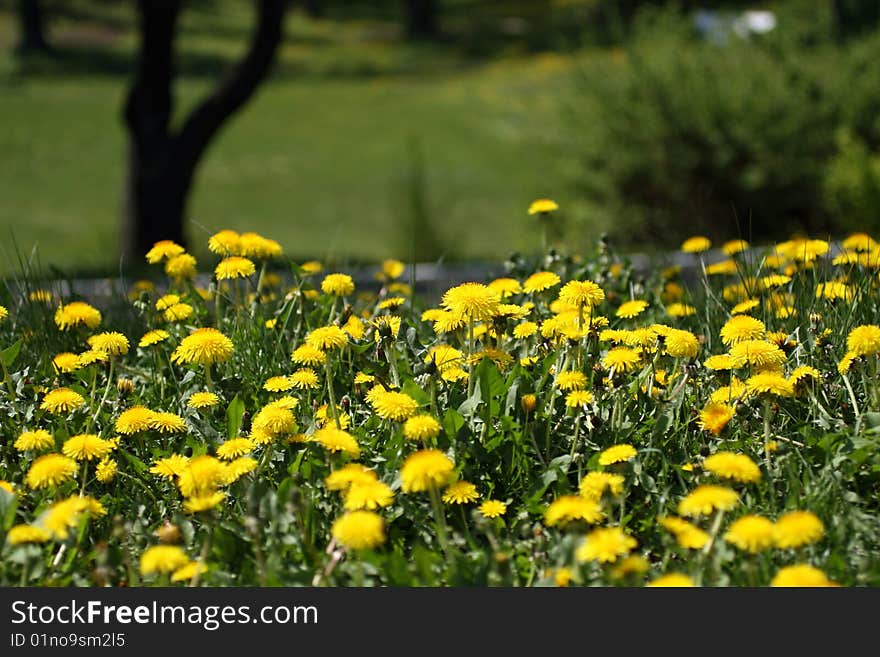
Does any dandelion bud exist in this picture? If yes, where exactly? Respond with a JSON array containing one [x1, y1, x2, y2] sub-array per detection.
[[116, 378, 134, 395], [156, 522, 181, 544], [521, 394, 537, 413]]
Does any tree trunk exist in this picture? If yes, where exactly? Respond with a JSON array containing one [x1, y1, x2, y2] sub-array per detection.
[[304, 0, 324, 19], [403, 0, 438, 40], [16, 0, 50, 54], [121, 0, 288, 266]]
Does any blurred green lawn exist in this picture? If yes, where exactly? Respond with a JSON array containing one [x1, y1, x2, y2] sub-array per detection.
[[0, 2, 590, 277]]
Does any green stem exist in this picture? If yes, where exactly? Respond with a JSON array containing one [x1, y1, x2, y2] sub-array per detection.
[[324, 359, 342, 430], [190, 523, 214, 587], [428, 486, 453, 563], [466, 315, 475, 400], [0, 355, 15, 401], [204, 364, 214, 392]]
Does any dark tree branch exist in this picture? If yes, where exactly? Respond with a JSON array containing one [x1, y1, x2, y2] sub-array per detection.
[[174, 0, 287, 178]]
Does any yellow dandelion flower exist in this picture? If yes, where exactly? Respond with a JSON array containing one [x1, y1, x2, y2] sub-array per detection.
[[87, 331, 130, 356], [658, 516, 710, 549], [681, 236, 711, 253], [6, 525, 51, 545], [139, 329, 170, 348], [263, 375, 294, 392], [238, 232, 282, 259], [343, 480, 395, 511], [610, 555, 650, 579], [522, 271, 561, 294], [150, 412, 187, 434], [724, 515, 775, 553], [62, 434, 114, 461], [321, 273, 355, 296], [225, 457, 258, 482], [164, 253, 197, 280], [731, 299, 760, 315], [616, 300, 649, 319], [215, 438, 254, 461], [332, 511, 386, 550], [325, 464, 377, 491], [208, 229, 241, 255], [705, 260, 738, 276], [403, 414, 442, 441], [96, 458, 117, 483], [215, 256, 256, 280], [647, 573, 695, 587], [187, 391, 220, 409], [291, 344, 326, 366], [51, 352, 81, 374], [400, 449, 455, 493], [720, 316, 766, 346], [162, 303, 193, 322], [703, 452, 761, 484], [478, 499, 507, 518], [678, 484, 739, 517], [729, 340, 786, 370], [528, 198, 559, 215], [598, 444, 637, 466], [149, 454, 190, 480], [666, 303, 697, 317], [54, 301, 101, 330], [558, 280, 605, 309], [846, 324, 880, 357], [441, 282, 502, 321], [565, 390, 594, 408], [145, 240, 185, 264], [171, 561, 209, 583], [313, 426, 361, 457], [442, 481, 480, 504], [576, 527, 637, 563], [26, 453, 78, 489], [579, 471, 624, 500], [306, 325, 348, 351], [664, 328, 700, 358], [601, 347, 641, 373], [771, 564, 838, 587], [698, 402, 735, 435], [171, 328, 234, 365], [288, 368, 319, 389], [513, 322, 539, 339], [116, 406, 156, 434], [556, 371, 587, 391], [773, 510, 824, 549], [370, 389, 420, 422], [15, 429, 55, 452], [789, 366, 820, 388], [722, 239, 750, 255], [140, 545, 190, 575], [544, 495, 604, 527], [746, 371, 794, 397], [488, 278, 522, 298], [40, 387, 85, 414]]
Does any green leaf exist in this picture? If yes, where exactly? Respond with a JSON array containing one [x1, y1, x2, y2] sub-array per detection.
[[226, 394, 246, 439], [457, 386, 482, 416], [0, 339, 22, 368], [442, 408, 465, 438], [119, 449, 148, 475]]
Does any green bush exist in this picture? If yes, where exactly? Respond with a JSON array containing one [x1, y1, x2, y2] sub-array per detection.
[[564, 4, 880, 249]]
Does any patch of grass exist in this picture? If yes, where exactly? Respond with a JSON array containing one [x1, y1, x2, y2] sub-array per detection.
[[0, 3, 588, 277]]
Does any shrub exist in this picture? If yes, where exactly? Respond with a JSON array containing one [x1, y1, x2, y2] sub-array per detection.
[[565, 4, 880, 249]]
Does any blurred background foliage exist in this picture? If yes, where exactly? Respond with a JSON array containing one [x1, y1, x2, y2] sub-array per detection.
[[1, 0, 879, 276]]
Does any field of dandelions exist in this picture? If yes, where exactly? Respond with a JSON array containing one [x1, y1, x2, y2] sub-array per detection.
[[1, 203, 879, 587]]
